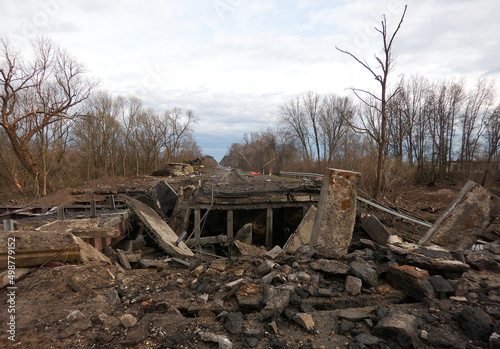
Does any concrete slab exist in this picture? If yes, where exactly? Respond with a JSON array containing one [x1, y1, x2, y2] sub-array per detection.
[[284, 205, 317, 253], [419, 181, 500, 250], [360, 212, 391, 245], [148, 180, 178, 217], [125, 196, 194, 258], [311, 169, 361, 257]]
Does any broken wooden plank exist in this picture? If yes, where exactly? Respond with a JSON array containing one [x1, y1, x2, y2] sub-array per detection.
[[125, 196, 194, 258], [0, 248, 81, 268], [186, 235, 228, 247], [116, 249, 132, 270], [68, 227, 118, 239]]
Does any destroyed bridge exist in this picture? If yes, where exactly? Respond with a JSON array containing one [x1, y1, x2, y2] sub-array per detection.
[[1, 167, 500, 348]]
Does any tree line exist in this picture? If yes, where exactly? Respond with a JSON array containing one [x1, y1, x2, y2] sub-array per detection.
[[0, 37, 201, 197], [222, 5, 499, 200], [221, 77, 500, 195]]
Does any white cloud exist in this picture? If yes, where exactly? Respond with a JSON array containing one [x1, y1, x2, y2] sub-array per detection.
[[1, 0, 499, 161]]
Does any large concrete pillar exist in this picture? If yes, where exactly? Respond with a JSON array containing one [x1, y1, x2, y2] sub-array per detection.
[[311, 168, 361, 258]]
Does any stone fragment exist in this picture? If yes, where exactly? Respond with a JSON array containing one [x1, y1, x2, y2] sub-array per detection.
[[373, 311, 418, 348], [292, 313, 315, 331], [210, 258, 228, 272], [140, 259, 164, 269], [340, 319, 354, 334], [261, 271, 275, 284], [259, 286, 291, 321], [219, 336, 233, 349], [232, 240, 267, 256], [345, 275, 362, 296], [310, 259, 350, 275], [355, 333, 384, 346], [269, 320, 278, 334], [419, 181, 500, 250], [350, 261, 379, 287], [67, 310, 85, 322], [387, 235, 403, 244], [487, 241, 500, 254], [429, 275, 453, 294], [455, 307, 492, 341], [294, 243, 315, 260], [225, 312, 244, 334], [317, 288, 331, 297], [311, 168, 361, 257], [236, 283, 263, 311], [387, 265, 435, 300], [467, 252, 500, 273], [109, 288, 121, 304], [283, 206, 317, 253], [234, 223, 253, 244], [120, 314, 138, 328], [225, 278, 244, 290], [197, 293, 209, 304], [360, 212, 391, 245], [257, 260, 275, 275], [167, 305, 182, 315], [266, 245, 283, 259], [338, 309, 370, 322]]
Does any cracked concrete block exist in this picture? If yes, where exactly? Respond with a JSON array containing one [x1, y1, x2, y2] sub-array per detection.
[[283, 205, 317, 253], [419, 180, 500, 250], [311, 169, 361, 258]]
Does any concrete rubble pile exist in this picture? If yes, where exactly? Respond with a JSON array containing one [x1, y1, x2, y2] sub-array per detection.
[[1, 173, 500, 348]]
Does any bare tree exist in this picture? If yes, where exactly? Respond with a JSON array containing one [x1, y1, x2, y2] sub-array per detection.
[[482, 104, 500, 185], [319, 94, 354, 163], [0, 37, 97, 194], [302, 91, 322, 169], [459, 78, 495, 176], [163, 107, 198, 163], [336, 5, 407, 200], [279, 96, 311, 162]]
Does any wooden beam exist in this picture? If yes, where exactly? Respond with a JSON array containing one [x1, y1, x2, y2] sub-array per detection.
[[186, 235, 228, 247], [266, 207, 273, 249], [194, 209, 201, 242], [69, 227, 118, 239], [227, 210, 234, 242], [0, 248, 80, 268]]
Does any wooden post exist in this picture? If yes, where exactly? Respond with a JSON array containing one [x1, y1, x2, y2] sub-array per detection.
[[3, 219, 14, 231], [109, 194, 116, 210], [227, 210, 234, 242], [57, 205, 65, 221], [194, 209, 201, 242], [90, 199, 97, 218], [266, 208, 273, 249]]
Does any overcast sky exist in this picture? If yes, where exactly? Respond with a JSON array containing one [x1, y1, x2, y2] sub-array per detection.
[[1, 0, 499, 161]]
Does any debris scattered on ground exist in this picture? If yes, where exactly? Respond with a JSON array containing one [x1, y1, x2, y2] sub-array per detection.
[[0, 173, 499, 348]]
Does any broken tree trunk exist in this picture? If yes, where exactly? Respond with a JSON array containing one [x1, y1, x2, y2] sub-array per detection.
[[419, 180, 500, 251], [311, 168, 361, 258]]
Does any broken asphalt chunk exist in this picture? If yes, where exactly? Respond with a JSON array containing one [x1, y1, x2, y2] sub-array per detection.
[[387, 265, 435, 300]]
